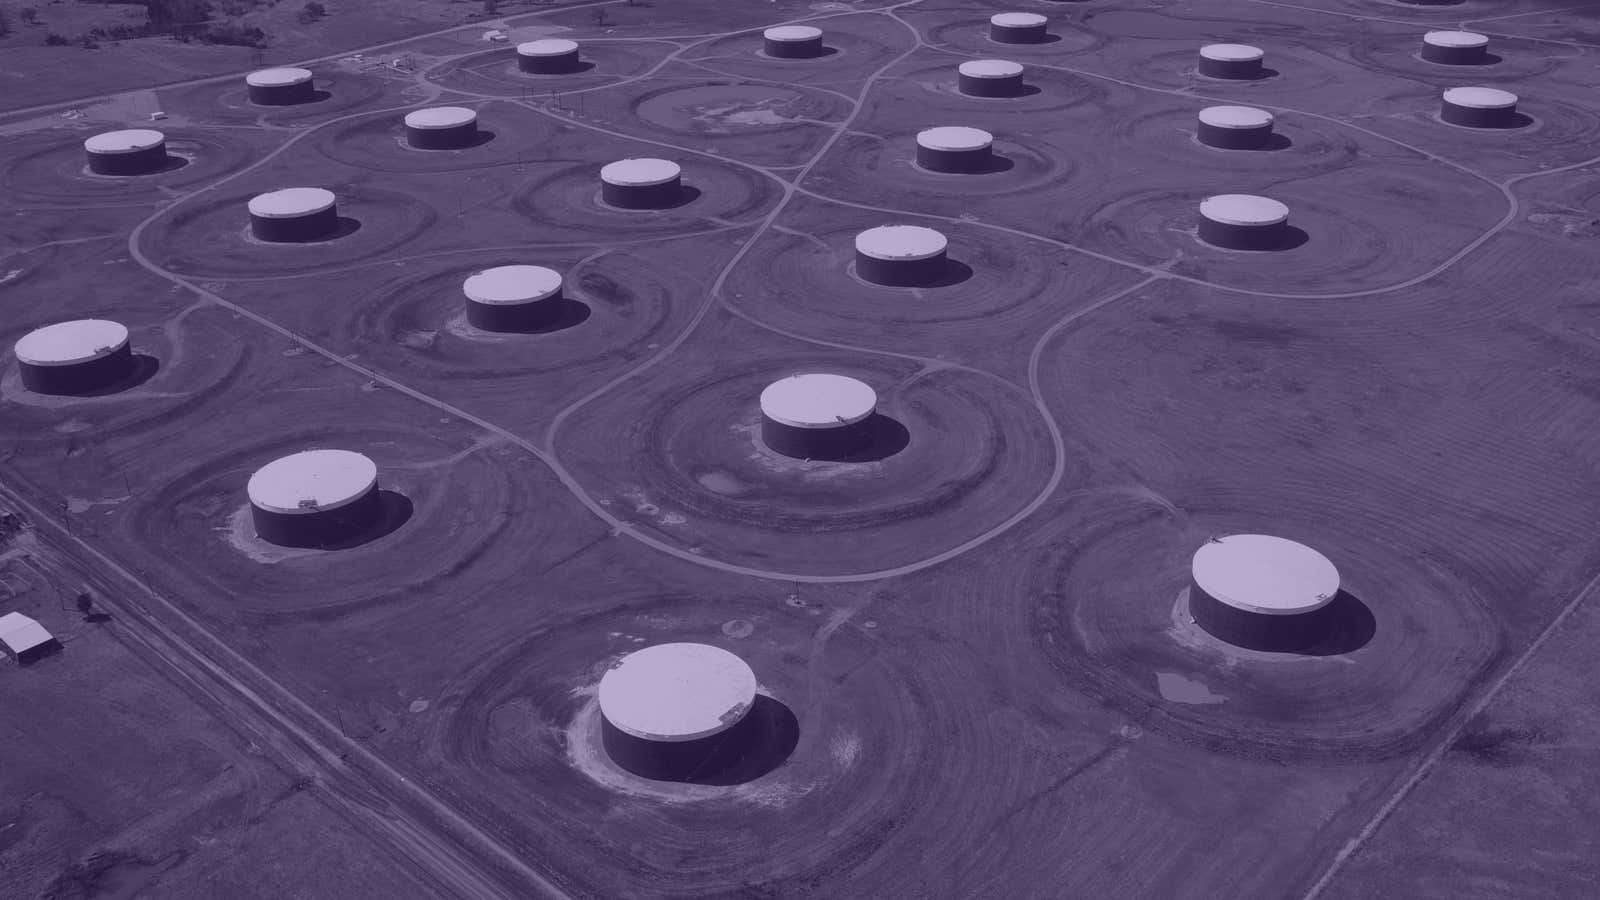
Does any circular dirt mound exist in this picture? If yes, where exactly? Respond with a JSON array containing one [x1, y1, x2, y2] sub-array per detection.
[[822, 129, 1068, 200], [307, 109, 522, 173], [1343, 32, 1552, 83], [1074, 166, 1498, 294], [927, 16, 1106, 56], [1380, 93, 1600, 176], [129, 425, 548, 620], [632, 82, 845, 134], [431, 594, 981, 894], [510, 158, 780, 241], [0, 309, 247, 443], [426, 42, 663, 97], [1030, 507, 1501, 763], [162, 71, 392, 126], [894, 58, 1108, 114], [736, 220, 1064, 327], [339, 250, 677, 380], [140, 184, 438, 279], [1110, 100, 1360, 175], [555, 353, 1061, 573], [0, 129, 261, 206]]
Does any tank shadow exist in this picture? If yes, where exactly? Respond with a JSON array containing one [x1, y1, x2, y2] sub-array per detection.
[[1203, 66, 1279, 82], [758, 45, 841, 60], [811, 413, 910, 463], [529, 61, 598, 76], [1288, 590, 1377, 656], [308, 217, 363, 242], [922, 258, 976, 288], [145, 155, 192, 175], [317, 490, 412, 550], [306, 89, 335, 104]]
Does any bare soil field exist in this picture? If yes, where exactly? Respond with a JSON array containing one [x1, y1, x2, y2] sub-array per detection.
[[4, 0, 1600, 897]]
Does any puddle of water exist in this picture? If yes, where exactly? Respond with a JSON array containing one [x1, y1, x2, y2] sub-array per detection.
[[1155, 671, 1226, 705]]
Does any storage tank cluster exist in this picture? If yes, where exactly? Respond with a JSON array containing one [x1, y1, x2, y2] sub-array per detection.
[[1189, 535, 1342, 652]]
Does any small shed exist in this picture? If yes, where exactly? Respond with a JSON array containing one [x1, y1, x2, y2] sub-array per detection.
[[0, 612, 61, 664]]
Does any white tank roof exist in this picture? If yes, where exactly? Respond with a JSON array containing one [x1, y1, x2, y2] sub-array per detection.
[[760, 373, 877, 429], [84, 129, 165, 155], [991, 12, 1047, 27], [1191, 534, 1340, 616], [14, 319, 129, 368], [404, 107, 477, 130], [1200, 194, 1289, 227], [1444, 86, 1517, 109], [764, 25, 822, 42], [518, 38, 579, 56], [248, 187, 336, 219], [601, 158, 681, 187], [1201, 43, 1264, 62], [917, 126, 993, 152], [598, 643, 757, 742], [855, 224, 948, 261], [1198, 105, 1273, 129], [462, 265, 563, 305], [959, 59, 1024, 79], [0, 613, 53, 654], [247, 449, 378, 515], [1425, 30, 1488, 49], [246, 67, 313, 87]]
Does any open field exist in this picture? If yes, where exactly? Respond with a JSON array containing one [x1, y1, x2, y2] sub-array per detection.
[[4, 0, 1600, 897]]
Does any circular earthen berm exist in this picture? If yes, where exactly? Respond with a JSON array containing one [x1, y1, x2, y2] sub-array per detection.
[[462, 264, 566, 333], [1199, 43, 1265, 80], [990, 13, 1048, 45], [597, 642, 760, 781], [246, 448, 382, 549], [404, 107, 479, 150], [764, 25, 825, 59], [84, 129, 169, 175], [13, 319, 134, 396], [854, 224, 949, 286], [600, 157, 683, 209], [1198, 194, 1292, 250], [247, 67, 316, 106], [1422, 31, 1489, 66], [1189, 534, 1342, 652], [248, 187, 339, 242], [958, 59, 1026, 98], [519, 38, 582, 74], [915, 126, 994, 174], [1441, 86, 1519, 128], [759, 373, 878, 461], [1197, 106, 1274, 150]]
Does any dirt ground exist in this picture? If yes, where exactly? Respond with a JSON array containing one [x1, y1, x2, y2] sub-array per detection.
[[3, 0, 1600, 897]]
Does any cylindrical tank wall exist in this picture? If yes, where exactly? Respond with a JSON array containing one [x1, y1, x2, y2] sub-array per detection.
[[19, 344, 135, 395], [250, 487, 383, 548]]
